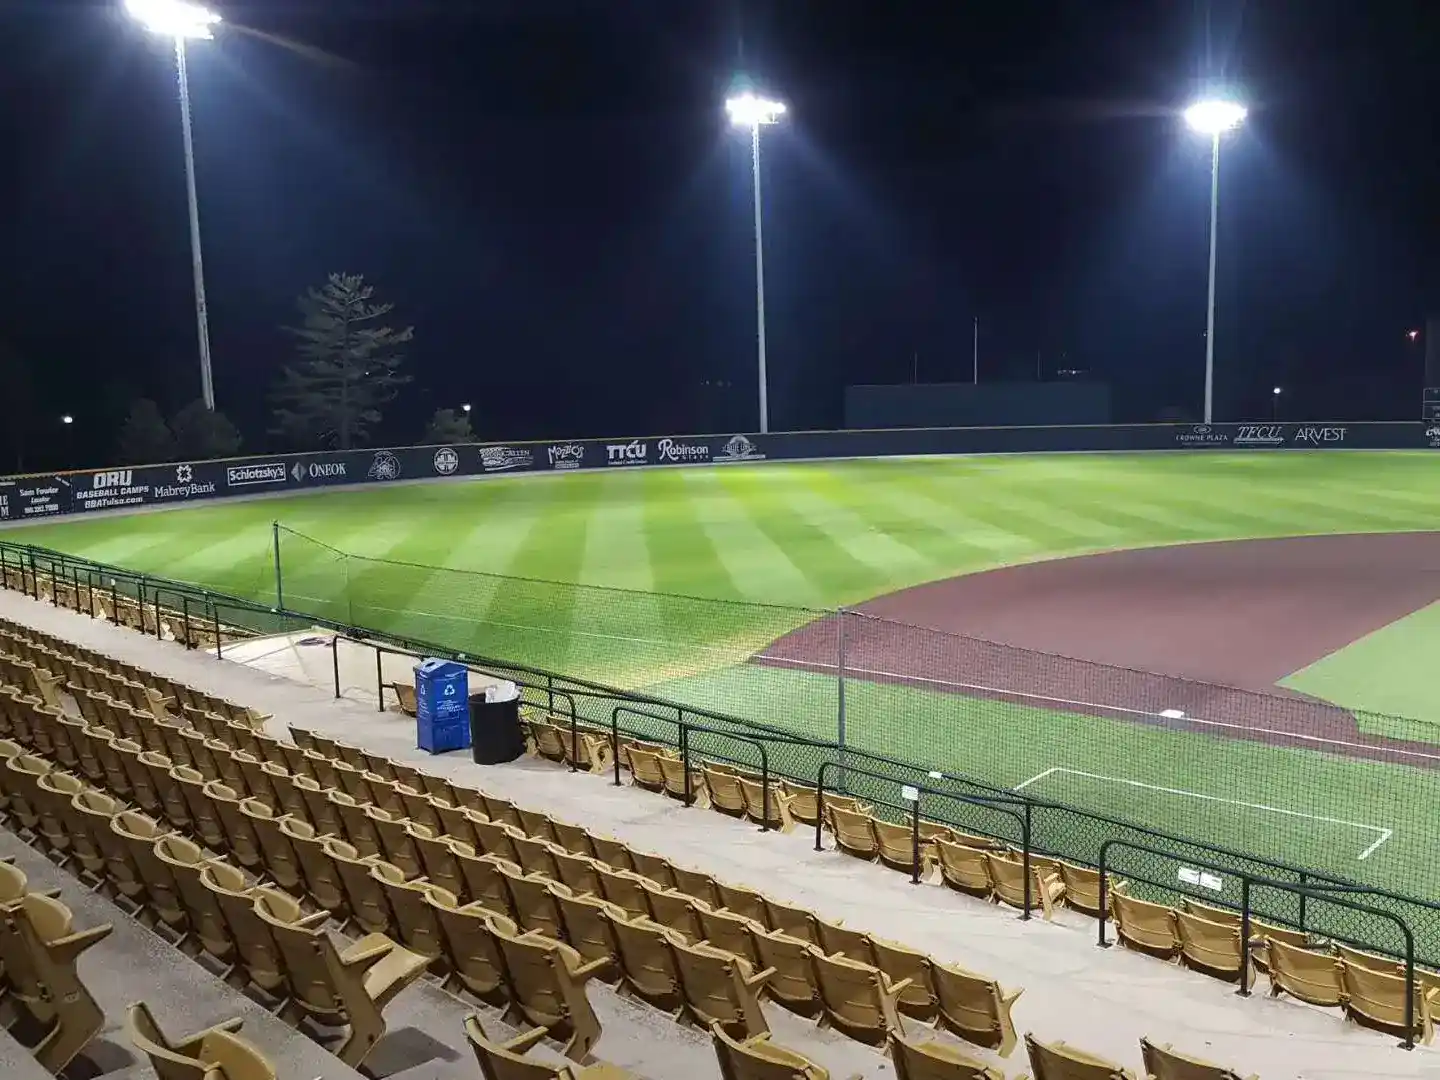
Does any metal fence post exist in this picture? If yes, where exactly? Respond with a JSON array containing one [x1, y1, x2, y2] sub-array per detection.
[[1238, 878, 1253, 996], [272, 521, 285, 610], [332, 635, 341, 698], [836, 607, 848, 791]]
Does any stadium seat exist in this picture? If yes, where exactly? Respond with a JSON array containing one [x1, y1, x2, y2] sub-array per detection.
[[815, 914, 875, 965], [1109, 893, 1181, 961], [512, 831, 564, 881], [673, 935, 773, 1037], [811, 947, 911, 1046], [1025, 1033, 1137, 1079], [206, 781, 265, 874], [171, 765, 227, 850], [1174, 910, 1245, 983], [65, 787, 120, 886], [369, 805, 423, 879], [750, 929, 824, 1018], [427, 888, 511, 1003], [626, 746, 667, 793], [499, 862, 568, 940], [1265, 937, 1344, 1007], [1338, 958, 1440, 1044], [696, 904, 766, 969], [388, 681, 418, 717], [739, 776, 794, 832], [0, 892, 111, 1072], [871, 935, 939, 1023], [553, 887, 623, 978], [488, 916, 607, 1061], [933, 839, 994, 899], [372, 862, 446, 969], [658, 755, 705, 805], [472, 817, 524, 865], [200, 869, 289, 1000], [627, 847, 676, 888], [1139, 1037, 1257, 1080], [464, 1014, 636, 1080], [827, 805, 880, 862], [640, 878, 704, 942], [670, 862, 721, 908], [928, 959, 1022, 1057], [607, 911, 686, 1010], [456, 846, 519, 916], [715, 1025, 841, 1080], [155, 833, 234, 968], [888, 1031, 1005, 1080], [126, 1000, 274, 1080], [986, 853, 1065, 919], [704, 766, 750, 819], [240, 799, 303, 894], [716, 879, 771, 928], [762, 895, 818, 945], [595, 863, 651, 922], [254, 888, 428, 1068], [326, 840, 397, 937], [113, 809, 189, 939]]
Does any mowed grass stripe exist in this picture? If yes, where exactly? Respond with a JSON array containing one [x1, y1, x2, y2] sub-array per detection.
[[679, 469, 829, 607], [640, 469, 736, 599]]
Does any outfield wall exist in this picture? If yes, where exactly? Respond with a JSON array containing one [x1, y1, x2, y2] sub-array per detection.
[[2, 421, 1437, 522]]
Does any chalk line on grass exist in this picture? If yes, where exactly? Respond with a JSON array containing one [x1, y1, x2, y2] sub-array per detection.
[[1014, 766, 1392, 860]]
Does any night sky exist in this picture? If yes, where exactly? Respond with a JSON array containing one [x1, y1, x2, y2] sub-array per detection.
[[2, 0, 1437, 468]]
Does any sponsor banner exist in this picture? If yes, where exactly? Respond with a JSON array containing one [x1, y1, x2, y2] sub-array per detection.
[[0, 476, 70, 520], [3, 423, 1436, 523], [605, 440, 649, 466], [546, 443, 585, 470], [479, 446, 535, 473]]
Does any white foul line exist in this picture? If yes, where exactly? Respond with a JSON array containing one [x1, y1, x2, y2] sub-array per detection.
[[1014, 766, 1393, 861], [758, 653, 1440, 767]]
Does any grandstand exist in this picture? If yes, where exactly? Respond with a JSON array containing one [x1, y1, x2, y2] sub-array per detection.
[[0, 563, 1437, 1078]]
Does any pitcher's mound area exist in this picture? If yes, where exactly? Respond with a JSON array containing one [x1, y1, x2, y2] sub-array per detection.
[[758, 533, 1440, 761]]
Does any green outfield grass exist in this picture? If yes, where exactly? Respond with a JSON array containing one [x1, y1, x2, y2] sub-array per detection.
[[8, 450, 1440, 925]]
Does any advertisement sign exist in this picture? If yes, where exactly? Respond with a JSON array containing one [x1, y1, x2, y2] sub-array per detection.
[[1, 422, 1433, 525]]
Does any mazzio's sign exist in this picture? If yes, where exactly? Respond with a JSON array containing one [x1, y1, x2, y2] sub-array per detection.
[[0, 423, 1431, 523]]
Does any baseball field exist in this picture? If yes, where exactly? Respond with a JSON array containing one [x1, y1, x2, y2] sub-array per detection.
[[9, 450, 1440, 919]]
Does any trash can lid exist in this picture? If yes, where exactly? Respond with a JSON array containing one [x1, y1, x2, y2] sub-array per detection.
[[415, 657, 466, 677]]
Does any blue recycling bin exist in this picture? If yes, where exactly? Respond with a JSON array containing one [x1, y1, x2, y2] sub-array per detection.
[[415, 658, 471, 754]]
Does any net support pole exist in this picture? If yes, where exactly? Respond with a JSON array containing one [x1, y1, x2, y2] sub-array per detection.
[[272, 522, 284, 611], [836, 607, 848, 792]]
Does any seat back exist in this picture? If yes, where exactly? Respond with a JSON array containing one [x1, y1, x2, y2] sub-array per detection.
[[113, 810, 186, 930], [462, 1015, 567, 1080], [426, 889, 509, 1003], [154, 834, 232, 964], [198, 1027, 278, 1080], [933, 839, 992, 896], [65, 787, 120, 878], [889, 1032, 1003, 1080], [929, 958, 1021, 1056], [704, 766, 748, 816], [1175, 910, 1244, 980], [814, 915, 874, 965], [372, 862, 444, 962], [1111, 892, 1181, 959], [125, 1000, 209, 1080], [510, 831, 562, 880], [324, 838, 395, 936], [607, 912, 685, 1009], [1340, 957, 1427, 1038], [595, 864, 651, 921], [697, 905, 765, 967], [201, 869, 287, 996], [670, 863, 720, 908], [171, 766, 226, 851], [810, 948, 905, 1045], [281, 817, 348, 916], [760, 896, 815, 944], [455, 845, 518, 916], [205, 782, 264, 872], [553, 888, 622, 972], [1267, 937, 1344, 1006], [640, 879, 703, 942], [827, 805, 878, 859], [751, 930, 823, 1017], [551, 847, 602, 897], [710, 1021, 829, 1080], [490, 917, 603, 1059], [1058, 861, 1120, 917], [368, 806, 422, 880], [715, 880, 769, 928], [628, 848, 675, 889], [588, 833, 634, 871], [871, 935, 939, 1022], [471, 817, 523, 864], [499, 863, 567, 940], [251, 890, 344, 1020], [627, 746, 667, 791], [329, 791, 381, 859], [410, 822, 466, 899], [738, 777, 786, 830], [239, 799, 302, 892], [1139, 1037, 1251, 1080], [673, 936, 769, 1037], [1025, 1033, 1135, 1079]]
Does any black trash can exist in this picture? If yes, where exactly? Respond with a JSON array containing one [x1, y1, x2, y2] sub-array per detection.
[[468, 690, 526, 764]]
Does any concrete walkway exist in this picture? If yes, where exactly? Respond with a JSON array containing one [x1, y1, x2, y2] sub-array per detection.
[[3, 590, 1435, 1080]]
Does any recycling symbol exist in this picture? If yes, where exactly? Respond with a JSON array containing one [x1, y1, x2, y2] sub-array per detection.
[[442, 684, 456, 696]]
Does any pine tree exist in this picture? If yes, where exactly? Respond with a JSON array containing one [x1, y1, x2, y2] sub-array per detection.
[[116, 399, 175, 464], [171, 399, 243, 459], [271, 273, 413, 449], [423, 408, 474, 444]]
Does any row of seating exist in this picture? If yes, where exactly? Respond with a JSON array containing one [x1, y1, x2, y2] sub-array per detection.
[[0, 607, 1262, 1078], [527, 708, 1440, 1051], [2, 568, 251, 651]]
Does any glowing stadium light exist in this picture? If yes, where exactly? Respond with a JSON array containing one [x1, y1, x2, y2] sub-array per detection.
[[726, 91, 787, 434], [1273, 386, 1282, 396], [60, 415, 74, 425], [124, 0, 220, 410], [461, 403, 472, 414], [1185, 98, 1247, 425], [1183, 99, 1247, 135], [1408, 329, 1420, 341], [124, 0, 221, 40], [725, 93, 786, 129]]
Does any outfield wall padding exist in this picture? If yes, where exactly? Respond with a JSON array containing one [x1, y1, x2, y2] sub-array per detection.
[[2, 421, 1437, 522]]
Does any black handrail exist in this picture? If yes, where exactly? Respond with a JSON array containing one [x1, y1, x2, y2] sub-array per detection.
[[816, 760, 1034, 908], [1098, 837, 1419, 1048], [608, 705, 778, 829]]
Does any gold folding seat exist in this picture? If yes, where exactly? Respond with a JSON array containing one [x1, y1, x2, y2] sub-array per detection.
[[810, 949, 910, 1046], [871, 935, 939, 1023], [371, 861, 446, 967], [640, 878, 704, 943], [155, 834, 235, 970], [673, 936, 773, 1039], [628, 848, 675, 889], [410, 822, 467, 899], [815, 915, 875, 966], [1140, 1037, 1257, 1080], [489, 917, 607, 1062], [511, 831, 563, 880], [172, 765, 228, 851], [456, 844, 519, 916], [715, 880, 770, 929], [670, 864, 721, 909], [711, 1022, 831, 1080], [553, 887, 623, 978], [282, 817, 348, 918], [499, 861, 569, 940], [330, 790, 382, 859], [368, 805, 423, 880], [472, 816, 523, 863], [750, 929, 823, 1018], [1025, 1034, 1138, 1080], [587, 834, 634, 872], [594, 863, 651, 922], [239, 799, 303, 894], [325, 839, 396, 937], [206, 782, 265, 874], [200, 866, 292, 1000], [65, 788, 122, 886], [112, 810, 188, 939], [426, 888, 510, 1003], [551, 847, 603, 897], [761, 896, 817, 945], [604, 911, 686, 1011], [254, 889, 429, 1069], [929, 959, 1022, 1057]]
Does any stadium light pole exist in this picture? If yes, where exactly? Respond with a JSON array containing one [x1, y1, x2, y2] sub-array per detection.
[[1185, 98, 1247, 425], [1271, 386, 1282, 421], [125, 0, 221, 412], [726, 92, 786, 434]]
